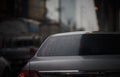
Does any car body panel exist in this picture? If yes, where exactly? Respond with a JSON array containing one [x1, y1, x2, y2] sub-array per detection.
[[24, 55, 120, 72]]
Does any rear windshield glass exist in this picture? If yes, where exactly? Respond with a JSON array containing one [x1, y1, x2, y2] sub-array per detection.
[[37, 34, 120, 56]]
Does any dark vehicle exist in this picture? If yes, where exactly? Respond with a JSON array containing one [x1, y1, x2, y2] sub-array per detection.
[[19, 32, 120, 77], [0, 35, 41, 66], [0, 56, 11, 77]]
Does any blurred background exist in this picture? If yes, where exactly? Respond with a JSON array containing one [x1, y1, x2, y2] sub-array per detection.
[[0, 0, 119, 77]]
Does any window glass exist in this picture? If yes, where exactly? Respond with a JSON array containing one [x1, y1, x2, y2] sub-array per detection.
[[37, 35, 81, 56], [37, 34, 120, 56]]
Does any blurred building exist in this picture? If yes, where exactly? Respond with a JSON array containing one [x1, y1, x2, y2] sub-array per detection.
[[46, 0, 59, 22], [0, 0, 46, 21], [76, 0, 99, 31], [95, 0, 120, 32], [29, 0, 46, 21], [46, 0, 99, 32], [0, 0, 120, 32]]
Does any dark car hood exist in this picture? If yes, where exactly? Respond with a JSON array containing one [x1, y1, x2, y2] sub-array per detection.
[[24, 55, 120, 72]]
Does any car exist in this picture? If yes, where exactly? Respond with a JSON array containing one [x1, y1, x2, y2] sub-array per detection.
[[0, 35, 41, 66], [0, 55, 11, 77], [18, 32, 120, 77]]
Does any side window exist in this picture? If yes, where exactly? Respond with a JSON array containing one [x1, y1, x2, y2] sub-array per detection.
[[80, 34, 120, 55]]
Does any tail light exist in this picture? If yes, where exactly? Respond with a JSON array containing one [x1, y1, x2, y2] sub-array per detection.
[[30, 48, 35, 57], [18, 70, 40, 77]]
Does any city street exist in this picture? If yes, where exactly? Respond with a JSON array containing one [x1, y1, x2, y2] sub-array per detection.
[[0, 0, 120, 77]]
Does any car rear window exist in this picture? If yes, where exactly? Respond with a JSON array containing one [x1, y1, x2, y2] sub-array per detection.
[[37, 35, 81, 56], [37, 34, 120, 56]]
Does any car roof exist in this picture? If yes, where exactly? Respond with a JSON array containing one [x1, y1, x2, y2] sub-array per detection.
[[51, 31, 91, 37], [50, 31, 120, 37]]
